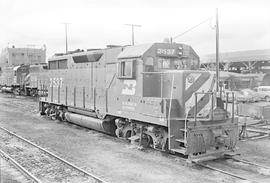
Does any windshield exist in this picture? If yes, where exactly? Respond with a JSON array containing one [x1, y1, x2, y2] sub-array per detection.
[[157, 57, 198, 70]]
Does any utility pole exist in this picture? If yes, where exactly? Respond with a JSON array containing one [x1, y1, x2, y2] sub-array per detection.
[[61, 23, 71, 53], [215, 8, 220, 94], [125, 24, 141, 45]]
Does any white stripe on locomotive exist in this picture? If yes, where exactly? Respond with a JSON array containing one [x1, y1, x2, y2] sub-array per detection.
[[185, 73, 215, 117]]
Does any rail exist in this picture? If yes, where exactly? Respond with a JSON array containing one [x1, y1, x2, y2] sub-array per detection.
[[0, 126, 108, 183], [195, 162, 259, 183], [194, 156, 270, 183], [0, 148, 41, 183]]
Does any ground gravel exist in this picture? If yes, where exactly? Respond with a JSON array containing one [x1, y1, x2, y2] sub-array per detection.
[[1, 93, 265, 183]]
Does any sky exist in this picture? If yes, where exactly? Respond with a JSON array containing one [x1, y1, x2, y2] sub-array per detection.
[[0, 0, 270, 58]]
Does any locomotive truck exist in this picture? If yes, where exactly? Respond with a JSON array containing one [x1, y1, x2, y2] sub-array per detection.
[[39, 42, 238, 161]]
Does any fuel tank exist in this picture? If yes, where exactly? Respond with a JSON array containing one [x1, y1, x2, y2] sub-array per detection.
[[65, 112, 116, 135]]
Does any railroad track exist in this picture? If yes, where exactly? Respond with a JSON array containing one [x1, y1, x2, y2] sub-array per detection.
[[0, 149, 40, 183], [0, 126, 108, 183], [0, 112, 268, 183], [195, 157, 270, 183]]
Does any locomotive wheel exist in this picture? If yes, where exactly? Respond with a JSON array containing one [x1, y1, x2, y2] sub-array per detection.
[[13, 89, 19, 95], [58, 111, 66, 121], [162, 139, 169, 152], [45, 108, 51, 116], [40, 108, 46, 115], [124, 130, 132, 138], [115, 128, 122, 137], [25, 89, 30, 96], [141, 134, 152, 147]]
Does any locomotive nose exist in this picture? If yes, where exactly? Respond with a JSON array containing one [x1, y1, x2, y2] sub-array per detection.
[[212, 107, 227, 121]]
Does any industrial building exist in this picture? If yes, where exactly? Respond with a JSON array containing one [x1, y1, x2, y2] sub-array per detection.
[[0, 45, 46, 68], [201, 49, 270, 85]]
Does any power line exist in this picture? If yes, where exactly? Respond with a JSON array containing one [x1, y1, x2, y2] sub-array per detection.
[[172, 17, 213, 41], [125, 24, 141, 45]]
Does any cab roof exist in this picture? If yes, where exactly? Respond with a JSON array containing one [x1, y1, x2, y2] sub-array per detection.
[[117, 43, 153, 59], [117, 42, 198, 59]]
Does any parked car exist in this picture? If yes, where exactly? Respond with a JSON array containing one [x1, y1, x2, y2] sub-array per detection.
[[241, 89, 264, 102], [221, 89, 263, 103], [221, 90, 252, 102], [256, 86, 270, 102]]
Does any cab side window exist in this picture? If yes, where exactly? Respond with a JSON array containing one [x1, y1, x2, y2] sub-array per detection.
[[118, 60, 135, 79], [144, 57, 154, 72]]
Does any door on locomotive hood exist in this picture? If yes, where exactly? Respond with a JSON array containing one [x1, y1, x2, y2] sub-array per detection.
[[142, 56, 162, 97], [107, 59, 138, 115]]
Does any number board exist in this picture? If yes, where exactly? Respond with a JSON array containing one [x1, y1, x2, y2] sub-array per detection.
[[156, 48, 179, 57], [49, 77, 63, 88]]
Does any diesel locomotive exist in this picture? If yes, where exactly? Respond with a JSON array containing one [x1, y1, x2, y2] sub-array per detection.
[[0, 64, 47, 96], [0, 45, 46, 95], [39, 42, 238, 161], [0, 65, 29, 94]]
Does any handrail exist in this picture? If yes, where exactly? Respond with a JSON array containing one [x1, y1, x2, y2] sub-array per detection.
[[193, 91, 235, 122], [141, 71, 167, 74], [211, 93, 214, 120], [184, 108, 189, 143], [168, 73, 175, 121], [224, 91, 235, 120], [194, 93, 198, 124], [161, 74, 163, 99], [107, 73, 116, 89], [168, 73, 175, 150], [231, 92, 234, 123]]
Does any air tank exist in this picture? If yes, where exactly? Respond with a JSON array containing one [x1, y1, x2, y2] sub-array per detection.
[[65, 112, 116, 135]]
